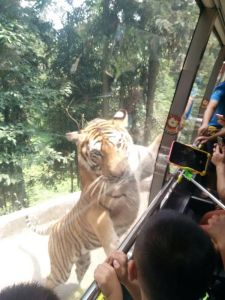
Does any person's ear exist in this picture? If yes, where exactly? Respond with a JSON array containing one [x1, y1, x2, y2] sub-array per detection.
[[128, 259, 138, 281]]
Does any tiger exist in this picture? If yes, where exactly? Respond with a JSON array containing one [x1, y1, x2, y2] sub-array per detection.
[[26, 110, 161, 289]]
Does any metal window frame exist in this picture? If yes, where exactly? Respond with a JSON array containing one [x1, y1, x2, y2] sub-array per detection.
[[203, 46, 225, 103], [149, 7, 218, 202]]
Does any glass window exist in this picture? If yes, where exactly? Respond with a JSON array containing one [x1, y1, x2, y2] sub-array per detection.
[[178, 33, 221, 145], [0, 0, 200, 298]]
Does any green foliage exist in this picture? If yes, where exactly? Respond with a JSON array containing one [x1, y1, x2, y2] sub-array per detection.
[[0, 0, 203, 214], [0, 0, 69, 213]]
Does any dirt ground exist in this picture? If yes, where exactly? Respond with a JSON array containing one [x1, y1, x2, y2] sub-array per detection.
[[0, 229, 106, 299]]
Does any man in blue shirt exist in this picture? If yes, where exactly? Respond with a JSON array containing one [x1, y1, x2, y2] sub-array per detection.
[[195, 81, 225, 194], [198, 81, 225, 136]]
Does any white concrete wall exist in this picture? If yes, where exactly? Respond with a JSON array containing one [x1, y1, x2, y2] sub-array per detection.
[[0, 189, 149, 299]]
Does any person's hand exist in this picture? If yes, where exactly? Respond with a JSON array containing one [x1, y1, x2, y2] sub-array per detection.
[[106, 251, 129, 285], [94, 262, 123, 299], [198, 124, 208, 136], [211, 144, 225, 166], [195, 135, 209, 145], [106, 250, 142, 300], [216, 114, 225, 127], [204, 214, 225, 253]]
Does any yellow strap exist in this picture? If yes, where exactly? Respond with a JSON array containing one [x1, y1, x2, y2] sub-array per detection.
[[96, 292, 105, 300], [207, 126, 219, 135]]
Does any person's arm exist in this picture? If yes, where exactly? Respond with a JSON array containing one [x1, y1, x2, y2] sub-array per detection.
[[196, 127, 225, 145], [211, 144, 225, 201], [198, 100, 218, 136], [204, 214, 225, 269], [94, 263, 123, 300], [207, 127, 225, 142], [216, 163, 225, 201]]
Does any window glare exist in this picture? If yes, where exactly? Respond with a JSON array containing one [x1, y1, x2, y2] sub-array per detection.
[[178, 33, 221, 145], [0, 0, 200, 298]]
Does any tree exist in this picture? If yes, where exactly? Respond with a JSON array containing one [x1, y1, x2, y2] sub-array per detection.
[[0, 0, 59, 211], [0, 0, 200, 214]]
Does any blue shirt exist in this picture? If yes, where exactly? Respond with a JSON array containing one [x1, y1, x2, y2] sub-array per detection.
[[208, 81, 225, 127]]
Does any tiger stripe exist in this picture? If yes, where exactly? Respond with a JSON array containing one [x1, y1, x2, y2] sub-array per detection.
[[26, 110, 161, 288]]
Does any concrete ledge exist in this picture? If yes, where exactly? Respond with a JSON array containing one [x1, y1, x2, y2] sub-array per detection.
[[0, 192, 81, 239]]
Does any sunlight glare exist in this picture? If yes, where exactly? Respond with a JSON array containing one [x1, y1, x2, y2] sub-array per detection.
[[20, 0, 85, 30]]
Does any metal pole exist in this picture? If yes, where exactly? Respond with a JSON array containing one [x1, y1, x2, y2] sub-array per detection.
[[190, 177, 225, 210], [81, 173, 179, 300]]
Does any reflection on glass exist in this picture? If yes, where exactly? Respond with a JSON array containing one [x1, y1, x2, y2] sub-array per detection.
[[0, 0, 199, 298], [178, 33, 221, 145]]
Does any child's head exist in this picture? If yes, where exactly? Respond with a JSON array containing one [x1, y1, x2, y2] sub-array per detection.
[[132, 209, 216, 300], [0, 282, 60, 300]]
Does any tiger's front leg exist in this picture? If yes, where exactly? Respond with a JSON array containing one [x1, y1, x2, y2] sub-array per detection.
[[86, 205, 119, 255]]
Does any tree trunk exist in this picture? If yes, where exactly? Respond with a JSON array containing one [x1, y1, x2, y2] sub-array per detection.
[[102, 0, 111, 117], [102, 40, 110, 117], [2, 104, 28, 208], [143, 38, 160, 145]]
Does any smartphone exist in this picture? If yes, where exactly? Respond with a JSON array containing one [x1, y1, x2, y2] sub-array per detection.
[[168, 141, 211, 175]]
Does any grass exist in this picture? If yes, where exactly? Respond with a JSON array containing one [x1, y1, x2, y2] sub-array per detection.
[[26, 178, 76, 206], [0, 127, 79, 215]]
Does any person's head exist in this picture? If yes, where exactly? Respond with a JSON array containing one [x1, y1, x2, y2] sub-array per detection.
[[0, 282, 60, 300], [129, 209, 216, 300]]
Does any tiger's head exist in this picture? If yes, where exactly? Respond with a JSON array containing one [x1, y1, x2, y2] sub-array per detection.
[[66, 110, 133, 184]]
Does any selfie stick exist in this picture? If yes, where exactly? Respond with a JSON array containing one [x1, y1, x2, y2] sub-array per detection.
[[81, 173, 179, 300], [182, 170, 225, 210]]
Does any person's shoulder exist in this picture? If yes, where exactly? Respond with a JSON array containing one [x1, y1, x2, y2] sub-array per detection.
[[211, 82, 225, 100], [215, 81, 225, 90]]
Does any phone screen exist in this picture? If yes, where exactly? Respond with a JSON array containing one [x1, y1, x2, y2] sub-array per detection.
[[169, 141, 210, 173]]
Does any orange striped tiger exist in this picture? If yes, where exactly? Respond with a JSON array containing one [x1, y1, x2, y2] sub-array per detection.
[[26, 110, 161, 288]]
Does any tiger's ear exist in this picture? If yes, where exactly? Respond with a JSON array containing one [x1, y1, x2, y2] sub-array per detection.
[[113, 109, 128, 128], [66, 131, 80, 143]]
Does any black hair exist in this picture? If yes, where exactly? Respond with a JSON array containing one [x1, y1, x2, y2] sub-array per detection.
[[134, 209, 216, 300], [0, 282, 60, 300]]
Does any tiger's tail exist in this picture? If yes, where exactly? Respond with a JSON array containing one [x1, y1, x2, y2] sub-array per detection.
[[25, 215, 55, 235]]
